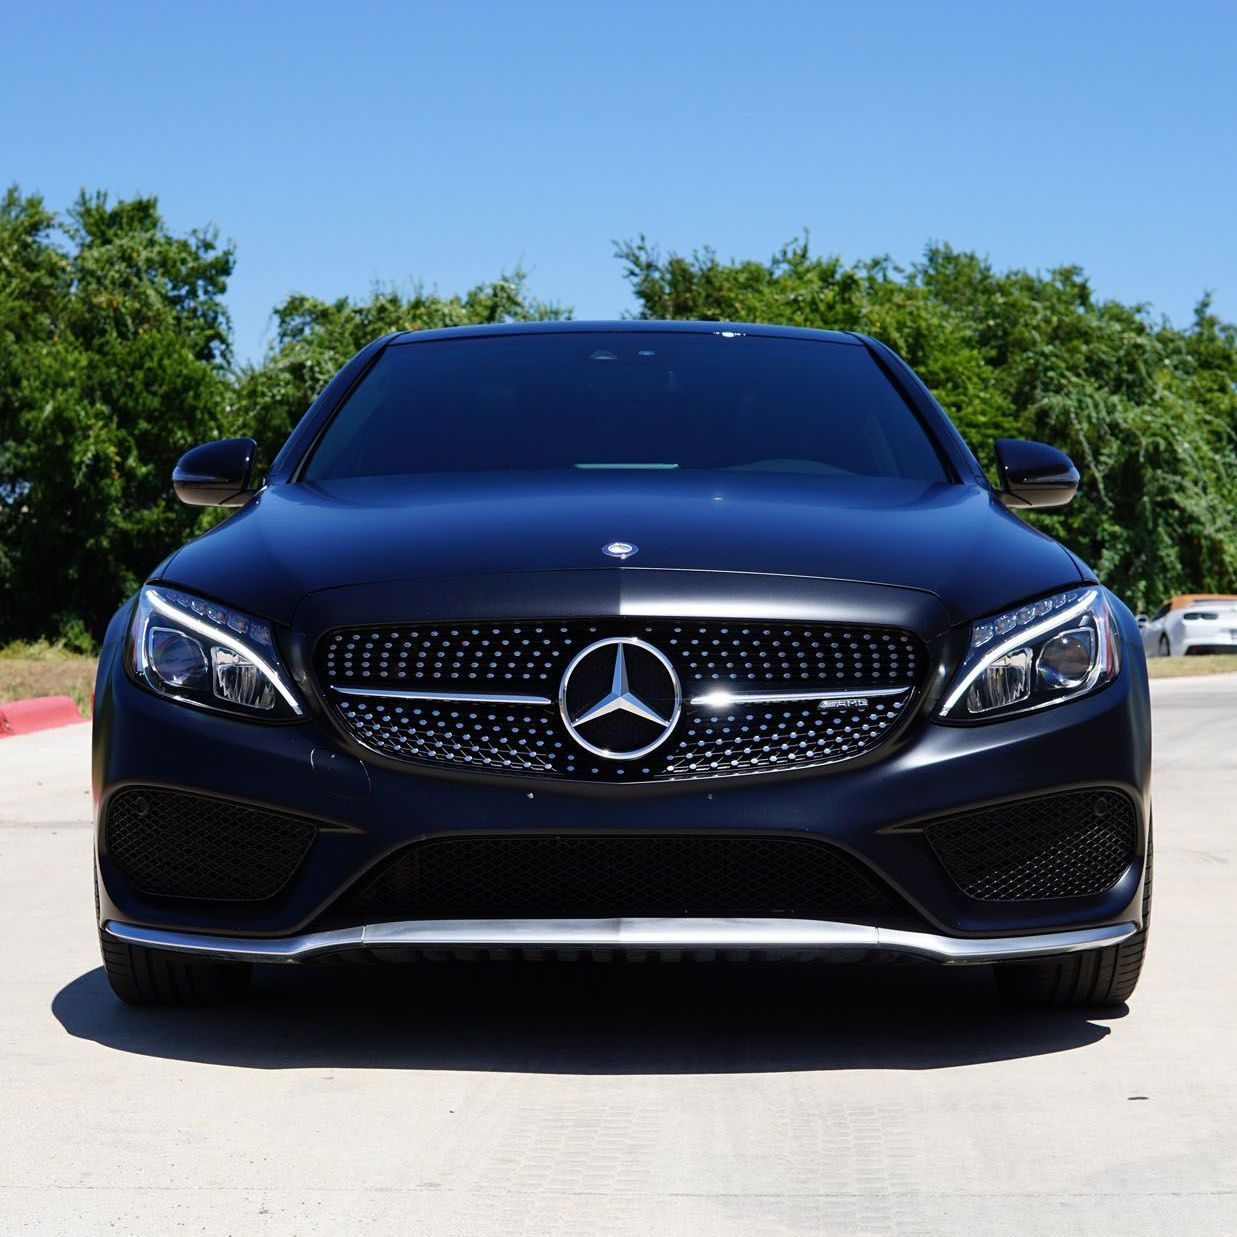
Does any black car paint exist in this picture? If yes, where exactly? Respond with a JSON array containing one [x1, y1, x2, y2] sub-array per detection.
[[155, 472, 1083, 631], [93, 321, 1151, 947]]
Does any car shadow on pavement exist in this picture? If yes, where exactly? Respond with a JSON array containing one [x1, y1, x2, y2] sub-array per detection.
[[52, 958, 1121, 1073]]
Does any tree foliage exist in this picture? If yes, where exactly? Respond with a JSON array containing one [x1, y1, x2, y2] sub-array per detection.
[[618, 237, 1237, 609], [1, 187, 1233, 645], [0, 185, 564, 644], [0, 187, 234, 642]]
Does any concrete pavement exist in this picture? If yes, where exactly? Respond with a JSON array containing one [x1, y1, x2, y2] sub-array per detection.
[[0, 678, 1234, 1235]]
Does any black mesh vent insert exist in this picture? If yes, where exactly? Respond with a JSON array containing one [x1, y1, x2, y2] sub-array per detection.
[[106, 787, 317, 901], [925, 790, 1138, 901], [333, 833, 909, 923]]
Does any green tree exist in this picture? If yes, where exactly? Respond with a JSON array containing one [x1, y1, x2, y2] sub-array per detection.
[[3, 188, 1233, 642], [0, 187, 567, 644], [0, 188, 235, 642], [617, 236, 1237, 608]]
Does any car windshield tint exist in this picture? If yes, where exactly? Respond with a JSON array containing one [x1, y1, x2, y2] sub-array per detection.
[[303, 332, 950, 483]]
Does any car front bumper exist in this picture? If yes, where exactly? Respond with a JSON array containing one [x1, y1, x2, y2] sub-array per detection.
[[103, 915, 1137, 964], [93, 623, 1153, 958]]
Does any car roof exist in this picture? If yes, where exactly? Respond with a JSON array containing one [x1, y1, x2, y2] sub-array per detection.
[[391, 320, 861, 347]]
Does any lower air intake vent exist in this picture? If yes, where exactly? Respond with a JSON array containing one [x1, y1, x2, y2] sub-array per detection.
[[925, 790, 1138, 901], [333, 834, 908, 923], [105, 787, 317, 900]]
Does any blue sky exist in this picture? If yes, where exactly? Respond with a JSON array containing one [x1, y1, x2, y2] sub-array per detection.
[[4, 1, 1234, 363]]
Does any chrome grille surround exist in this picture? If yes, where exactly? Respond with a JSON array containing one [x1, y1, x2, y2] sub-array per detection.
[[318, 619, 924, 781]]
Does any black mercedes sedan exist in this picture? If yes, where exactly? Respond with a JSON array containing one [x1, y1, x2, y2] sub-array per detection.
[[92, 322, 1152, 1008]]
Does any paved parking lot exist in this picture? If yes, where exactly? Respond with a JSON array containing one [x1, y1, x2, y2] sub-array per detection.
[[1, 676, 1234, 1235]]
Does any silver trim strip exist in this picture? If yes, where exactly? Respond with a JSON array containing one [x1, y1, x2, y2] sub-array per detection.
[[103, 917, 1136, 966], [331, 686, 912, 710], [688, 686, 911, 707], [331, 687, 554, 706]]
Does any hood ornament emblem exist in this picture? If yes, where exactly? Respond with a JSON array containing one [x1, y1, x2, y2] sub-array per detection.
[[572, 643, 669, 730], [603, 541, 637, 559], [559, 637, 681, 760]]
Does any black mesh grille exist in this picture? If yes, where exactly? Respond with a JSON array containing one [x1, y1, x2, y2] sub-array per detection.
[[318, 618, 923, 781], [332, 834, 908, 922], [925, 790, 1138, 901], [106, 787, 317, 901]]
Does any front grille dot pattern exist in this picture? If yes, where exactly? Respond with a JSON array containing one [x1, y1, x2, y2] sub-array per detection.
[[319, 619, 923, 782], [664, 698, 906, 775], [334, 834, 908, 923], [324, 624, 580, 687], [925, 790, 1138, 901], [105, 787, 317, 901], [334, 700, 572, 774]]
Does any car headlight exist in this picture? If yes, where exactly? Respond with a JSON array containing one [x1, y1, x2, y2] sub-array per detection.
[[130, 585, 305, 720], [937, 586, 1119, 721]]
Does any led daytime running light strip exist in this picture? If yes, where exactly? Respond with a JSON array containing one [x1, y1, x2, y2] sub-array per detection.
[[939, 587, 1100, 717], [144, 588, 303, 715]]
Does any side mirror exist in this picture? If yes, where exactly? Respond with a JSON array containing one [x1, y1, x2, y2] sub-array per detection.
[[173, 438, 258, 507], [994, 438, 1079, 509], [1136, 614, 1149, 628]]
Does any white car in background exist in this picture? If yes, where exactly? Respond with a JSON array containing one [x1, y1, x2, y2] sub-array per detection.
[[1140, 595, 1237, 657]]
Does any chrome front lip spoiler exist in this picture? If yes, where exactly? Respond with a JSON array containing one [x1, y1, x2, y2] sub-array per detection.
[[104, 917, 1137, 966]]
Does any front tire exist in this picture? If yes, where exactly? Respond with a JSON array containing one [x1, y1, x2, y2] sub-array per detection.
[[1159, 634, 1171, 658], [994, 835, 1152, 1009], [100, 931, 252, 1006]]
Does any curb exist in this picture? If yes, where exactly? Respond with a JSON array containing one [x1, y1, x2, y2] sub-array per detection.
[[0, 695, 88, 738]]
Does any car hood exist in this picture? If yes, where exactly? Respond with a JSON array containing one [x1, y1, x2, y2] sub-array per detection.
[[159, 472, 1084, 629]]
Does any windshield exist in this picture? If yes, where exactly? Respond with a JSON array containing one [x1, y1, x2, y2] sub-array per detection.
[[303, 331, 951, 483]]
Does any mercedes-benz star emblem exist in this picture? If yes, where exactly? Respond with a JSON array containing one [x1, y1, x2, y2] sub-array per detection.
[[559, 637, 681, 760], [603, 541, 637, 559]]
